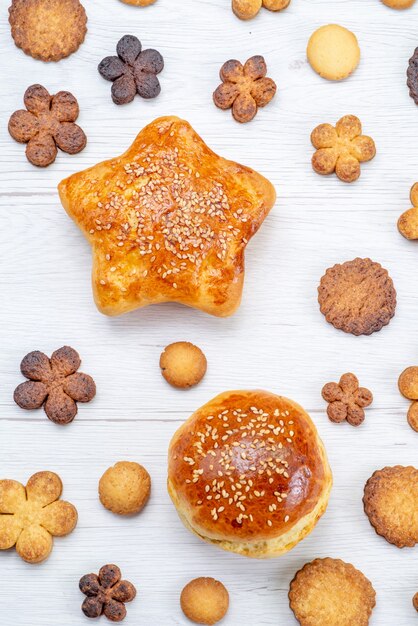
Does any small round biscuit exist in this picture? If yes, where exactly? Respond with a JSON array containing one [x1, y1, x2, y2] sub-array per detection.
[[413, 592, 418, 611], [180, 577, 229, 625], [99, 461, 151, 516], [307, 24, 360, 81], [160, 342, 207, 389], [120, 0, 156, 4], [382, 0, 415, 8], [289, 558, 376, 626], [398, 367, 418, 399], [363, 466, 418, 547], [407, 402, 418, 432]]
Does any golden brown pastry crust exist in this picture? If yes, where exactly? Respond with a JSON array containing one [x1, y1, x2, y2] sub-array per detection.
[[160, 342, 207, 388], [58, 116, 275, 318], [99, 461, 151, 515], [407, 401, 418, 432], [168, 390, 332, 558], [289, 558, 376, 626], [382, 0, 415, 8], [363, 466, 418, 547], [9, 0, 87, 62], [120, 0, 155, 4], [0, 471, 77, 563], [180, 577, 229, 625], [398, 183, 418, 240]]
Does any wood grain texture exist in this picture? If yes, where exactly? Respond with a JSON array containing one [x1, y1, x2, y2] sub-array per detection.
[[1, 0, 418, 623]]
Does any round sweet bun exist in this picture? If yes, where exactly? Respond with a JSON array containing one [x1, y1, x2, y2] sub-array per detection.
[[167, 390, 332, 558]]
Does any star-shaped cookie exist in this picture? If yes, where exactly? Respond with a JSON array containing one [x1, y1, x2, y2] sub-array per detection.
[[58, 116, 275, 317]]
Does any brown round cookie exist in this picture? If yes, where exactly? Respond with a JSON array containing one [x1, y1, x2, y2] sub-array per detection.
[[318, 258, 397, 336], [407, 47, 418, 105], [413, 592, 418, 611], [407, 402, 418, 432], [289, 557, 376, 626], [9, 0, 87, 62], [180, 577, 229, 625], [160, 342, 207, 388], [398, 366, 418, 399], [363, 466, 418, 547], [99, 461, 151, 515]]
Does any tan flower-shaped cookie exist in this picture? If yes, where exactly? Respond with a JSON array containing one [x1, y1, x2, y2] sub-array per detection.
[[322, 373, 373, 426], [8, 84, 87, 167], [232, 0, 290, 20], [14, 346, 96, 425], [0, 471, 77, 563], [311, 115, 376, 183], [398, 366, 418, 432], [213, 56, 276, 123], [398, 183, 418, 240]]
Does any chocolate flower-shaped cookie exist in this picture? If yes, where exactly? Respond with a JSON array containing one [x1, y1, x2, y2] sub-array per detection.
[[322, 373, 373, 426], [213, 56, 276, 123], [8, 84, 86, 167], [98, 34, 164, 105], [14, 346, 96, 425], [80, 564, 137, 621], [0, 471, 77, 563], [311, 115, 376, 183]]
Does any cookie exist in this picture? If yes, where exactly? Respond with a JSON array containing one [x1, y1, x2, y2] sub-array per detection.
[[413, 592, 418, 611], [398, 183, 418, 240], [382, 0, 416, 7], [318, 258, 397, 336], [98, 35, 164, 105], [289, 558, 376, 626], [8, 84, 87, 167], [407, 48, 418, 104], [99, 461, 151, 515], [13, 346, 96, 424], [307, 24, 360, 81], [311, 115, 376, 183], [232, 0, 290, 20], [407, 402, 418, 432], [120, 0, 156, 4], [9, 0, 87, 62], [180, 578, 229, 625], [160, 342, 207, 388], [80, 564, 136, 621], [0, 471, 77, 563], [322, 373, 373, 426], [398, 366, 418, 399], [213, 56, 276, 123], [363, 466, 418, 547]]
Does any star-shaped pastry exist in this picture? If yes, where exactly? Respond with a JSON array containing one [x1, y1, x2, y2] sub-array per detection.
[[58, 116, 275, 317]]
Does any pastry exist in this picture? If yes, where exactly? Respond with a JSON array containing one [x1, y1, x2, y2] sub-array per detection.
[[232, 0, 290, 20], [167, 390, 332, 558], [382, 0, 416, 8], [8, 0, 87, 62], [289, 558, 376, 626], [180, 577, 229, 625], [398, 183, 418, 240], [99, 461, 151, 515], [322, 373, 373, 426], [98, 35, 164, 105], [80, 564, 136, 621], [160, 342, 207, 388], [318, 258, 397, 336], [13, 346, 96, 425], [363, 466, 418, 547], [213, 56, 276, 123], [8, 84, 87, 167], [0, 471, 77, 563], [413, 592, 418, 611], [398, 367, 418, 432], [408, 47, 418, 104], [311, 115, 376, 183], [307, 24, 360, 81], [58, 116, 276, 318]]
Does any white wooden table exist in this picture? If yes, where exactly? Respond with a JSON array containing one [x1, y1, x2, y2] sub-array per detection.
[[0, 0, 417, 623]]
